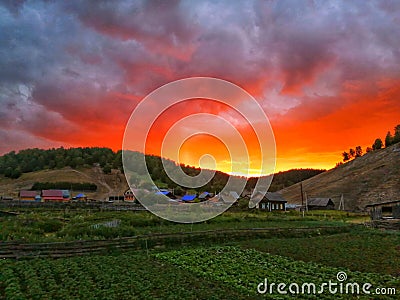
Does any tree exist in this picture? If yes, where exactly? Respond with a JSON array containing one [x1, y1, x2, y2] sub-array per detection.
[[174, 186, 184, 196], [372, 138, 383, 150], [393, 124, 400, 144], [102, 164, 112, 174], [366, 147, 372, 153], [10, 167, 22, 179], [355, 146, 362, 157], [349, 148, 355, 158], [342, 151, 350, 162], [385, 131, 393, 147]]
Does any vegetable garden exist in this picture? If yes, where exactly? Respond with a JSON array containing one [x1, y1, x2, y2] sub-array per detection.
[[0, 210, 398, 299], [1, 246, 398, 299]]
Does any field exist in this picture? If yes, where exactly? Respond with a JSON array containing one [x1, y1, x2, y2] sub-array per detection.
[[0, 209, 399, 299]]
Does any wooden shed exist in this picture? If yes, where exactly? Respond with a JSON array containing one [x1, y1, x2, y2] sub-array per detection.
[[365, 200, 400, 220], [307, 198, 335, 210]]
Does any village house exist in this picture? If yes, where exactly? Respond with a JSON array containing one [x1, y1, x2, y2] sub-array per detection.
[[74, 193, 87, 201], [124, 189, 135, 202], [252, 192, 287, 211], [41, 190, 65, 202], [19, 190, 40, 201], [181, 194, 197, 202], [198, 192, 212, 201], [156, 189, 177, 199]]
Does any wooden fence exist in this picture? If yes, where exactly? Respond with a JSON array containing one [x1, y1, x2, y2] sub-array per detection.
[[0, 225, 354, 259], [0, 200, 146, 211]]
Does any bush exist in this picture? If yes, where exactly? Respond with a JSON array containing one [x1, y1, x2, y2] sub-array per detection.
[[36, 219, 63, 233]]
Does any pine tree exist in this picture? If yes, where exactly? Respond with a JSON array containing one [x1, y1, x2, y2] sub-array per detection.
[[393, 124, 400, 144], [385, 131, 393, 147], [372, 138, 383, 150], [342, 151, 350, 162], [355, 146, 362, 157], [349, 148, 355, 158]]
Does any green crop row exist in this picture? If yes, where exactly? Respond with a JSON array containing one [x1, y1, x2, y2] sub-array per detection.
[[155, 246, 399, 299], [0, 252, 250, 300]]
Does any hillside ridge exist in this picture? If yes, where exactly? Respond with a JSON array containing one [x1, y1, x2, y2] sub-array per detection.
[[279, 142, 400, 210]]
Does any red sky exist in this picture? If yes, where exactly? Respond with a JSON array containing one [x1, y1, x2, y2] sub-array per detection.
[[0, 1, 399, 175]]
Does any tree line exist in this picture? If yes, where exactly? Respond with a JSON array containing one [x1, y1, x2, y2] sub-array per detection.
[[0, 147, 121, 179], [31, 182, 97, 191], [340, 124, 400, 163]]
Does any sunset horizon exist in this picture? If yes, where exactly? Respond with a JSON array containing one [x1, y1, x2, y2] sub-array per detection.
[[1, 1, 399, 176]]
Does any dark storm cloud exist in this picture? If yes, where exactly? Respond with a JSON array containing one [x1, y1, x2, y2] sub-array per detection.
[[0, 0, 399, 154]]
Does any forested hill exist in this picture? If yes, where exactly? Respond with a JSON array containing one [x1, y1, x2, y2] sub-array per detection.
[[0, 147, 121, 179], [0, 147, 324, 192]]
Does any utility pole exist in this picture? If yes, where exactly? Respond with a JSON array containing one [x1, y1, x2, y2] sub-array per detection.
[[305, 191, 308, 212], [300, 182, 304, 207], [338, 194, 344, 211]]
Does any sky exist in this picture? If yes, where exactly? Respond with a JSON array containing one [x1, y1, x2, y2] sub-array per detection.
[[0, 0, 399, 175]]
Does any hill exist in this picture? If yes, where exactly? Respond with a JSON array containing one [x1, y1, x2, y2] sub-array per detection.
[[0, 166, 127, 200], [279, 142, 400, 210], [0, 147, 325, 200]]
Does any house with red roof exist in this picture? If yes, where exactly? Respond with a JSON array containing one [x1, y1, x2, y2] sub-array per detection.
[[41, 190, 65, 202], [19, 191, 40, 201]]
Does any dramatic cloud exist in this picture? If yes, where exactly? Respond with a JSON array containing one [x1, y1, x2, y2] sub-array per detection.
[[0, 0, 399, 172]]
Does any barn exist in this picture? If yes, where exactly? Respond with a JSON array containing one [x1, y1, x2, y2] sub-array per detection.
[[307, 198, 335, 210]]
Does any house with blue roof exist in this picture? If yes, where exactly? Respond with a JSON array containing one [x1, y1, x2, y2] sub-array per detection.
[[75, 193, 87, 201], [198, 192, 212, 201], [155, 190, 177, 199], [181, 194, 197, 202]]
